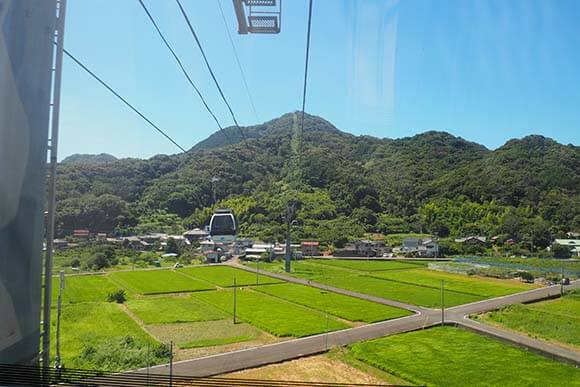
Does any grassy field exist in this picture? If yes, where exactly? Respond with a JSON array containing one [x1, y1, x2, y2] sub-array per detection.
[[192, 288, 349, 337], [126, 295, 226, 324], [52, 274, 120, 305], [110, 269, 215, 295], [51, 302, 161, 370], [179, 265, 282, 287], [350, 326, 580, 386], [255, 283, 411, 323], [246, 260, 533, 307], [474, 290, 580, 348]]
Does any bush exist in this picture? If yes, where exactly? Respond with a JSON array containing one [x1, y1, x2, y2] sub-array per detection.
[[552, 244, 572, 259], [106, 289, 127, 304], [85, 253, 110, 270], [515, 271, 534, 283], [80, 336, 170, 371]]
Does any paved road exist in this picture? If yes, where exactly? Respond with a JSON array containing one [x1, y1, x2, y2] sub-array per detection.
[[141, 266, 579, 377]]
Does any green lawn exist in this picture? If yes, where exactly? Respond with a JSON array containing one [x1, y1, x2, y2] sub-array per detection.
[[350, 326, 580, 386], [126, 295, 226, 324], [312, 259, 427, 272], [110, 269, 215, 295], [51, 302, 159, 370], [474, 290, 580, 348], [371, 268, 532, 298], [52, 274, 120, 305], [179, 265, 282, 287], [192, 288, 349, 337], [255, 283, 411, 323]]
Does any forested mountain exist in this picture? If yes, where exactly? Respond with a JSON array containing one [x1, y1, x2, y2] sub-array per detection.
[[61, 153, 118, 165], [54, 112, 580, 247]]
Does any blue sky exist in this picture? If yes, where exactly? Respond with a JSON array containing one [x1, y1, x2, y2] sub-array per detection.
[[60, 0, 580, 159]]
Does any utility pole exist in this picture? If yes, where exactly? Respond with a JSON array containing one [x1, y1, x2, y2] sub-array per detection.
[[561, 262, 564, 297], [211, 176, 219, 205], [169, 341, 173, 387], [441, 280, 445, 326], [146, 342, 150, 387], [42, 0, 67, 369], [285, 202, 295, 273], [54, 271, 65, 369], [324, 312, 329, 350], [233, 276, 237, 324]]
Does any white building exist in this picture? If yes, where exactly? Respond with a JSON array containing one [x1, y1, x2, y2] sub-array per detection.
[[553, 239, 580, 257], [401, 237, 439, 257]]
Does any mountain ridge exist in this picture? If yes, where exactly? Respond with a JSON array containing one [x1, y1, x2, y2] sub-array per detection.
[[54, 112, 580, 242]]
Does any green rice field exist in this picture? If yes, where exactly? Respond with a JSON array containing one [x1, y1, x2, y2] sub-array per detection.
[[313, 259, 427, 272], [126, 295, 226, 324], [179, 265, 282, 287], [246, 259, 534, 307], [349, 326, 580, 386], [110, 269, 215, 295], [474, 290, 580, 348], [192, 288, 350, 337], [146, 319, 262, 350], [255, 282, 411, 323], [52, 274, 119, 304]]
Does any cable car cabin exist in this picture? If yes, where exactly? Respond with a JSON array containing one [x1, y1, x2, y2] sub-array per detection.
[[209, 209, 237, 244]]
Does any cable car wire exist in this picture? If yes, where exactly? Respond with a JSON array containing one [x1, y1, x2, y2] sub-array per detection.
[[137, 0, 233, 146], [175, 0, 250, 146], [62, 48, 187, 153], [216, 0, 260, 123], [298, 0, 314, 153]]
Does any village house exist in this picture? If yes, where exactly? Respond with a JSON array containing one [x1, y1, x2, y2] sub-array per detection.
[[553, 239, 580, 257], [355, 240, 388, 257], [454, 236, 487, 245], [301, 241, 319, 257], [200, 240, 216, 254], [182, 228, 209, 243], [72, 229, 90, 239], [401, 237, 439, 257], [122, 236, 149, 251]]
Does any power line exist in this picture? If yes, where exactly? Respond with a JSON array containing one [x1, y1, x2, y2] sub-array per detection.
[[298, 0, 314, 152], [175, 0, 249, 145], [137, 0, 233, 146], [62, 48, 187, 153], [216, 0, 260, 123]]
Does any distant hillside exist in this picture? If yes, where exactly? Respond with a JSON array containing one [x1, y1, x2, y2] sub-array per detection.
[[189, 112, 343, 152], [54, 112, 579, 242], [62, 153, 118, 165], [434, 135, 580, 205]]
